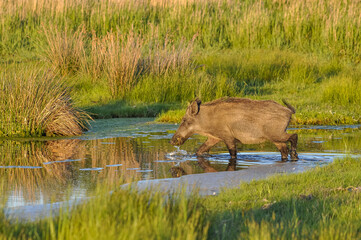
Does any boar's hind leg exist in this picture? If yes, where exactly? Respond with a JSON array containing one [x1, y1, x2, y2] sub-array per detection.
[[196, 137, 221, 156], [288, 134, 299, 161], [274, 142, 289, 161], [224, 139, 237, 159]]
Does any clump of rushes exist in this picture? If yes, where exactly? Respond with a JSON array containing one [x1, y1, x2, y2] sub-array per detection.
[[143, 33, 196, 76], [42, 25, 196, 100], [0, 69, 91, 137], [42, 24, 87, 75], [102, 32, 143, 99]]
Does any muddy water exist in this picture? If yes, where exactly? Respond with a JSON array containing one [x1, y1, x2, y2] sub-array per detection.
[[1, 118, 360, 208]]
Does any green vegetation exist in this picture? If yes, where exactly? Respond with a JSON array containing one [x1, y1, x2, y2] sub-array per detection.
[[2, 1, 361, 237], [156, 50, 361, 124], [1, 0, 361, 136], [2, 0, 361, 59], [0, 186, 209, 240], [2, 157, 361, 239], [85, 101, 178, 118], [204, 157, 361, 239], [0, 67, 90, 137]]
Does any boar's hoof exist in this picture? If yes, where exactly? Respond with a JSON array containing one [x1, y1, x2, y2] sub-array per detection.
[[170, 136, 184, 146], [290, 151, 299, 161]]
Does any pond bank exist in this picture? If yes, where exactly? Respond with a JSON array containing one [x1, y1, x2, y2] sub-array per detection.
[[4, 154, 343, 221], [3, 157, 361, 239], [127, 153, 343, 196], [2, 118, 361, 222]]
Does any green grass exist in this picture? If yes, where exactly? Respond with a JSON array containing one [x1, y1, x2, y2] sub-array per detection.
[[2, 0, 361, 60], [157, 109, 186, 123], [2, 0, 361, 136], [155, 50, 361, 124], [2, 48, 361, 137], [1, 157, 361, 239], [322, 75, 361, 105], [78, 49, 361, 125], [0, 186, 209, 240], [203, 157, 361, 239], [128, 71, 237, 104], [1, 0, 361, 237], [85, 101, 179, 119]]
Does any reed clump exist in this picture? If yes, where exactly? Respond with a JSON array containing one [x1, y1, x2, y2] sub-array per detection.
[[101, 32, 143, 98], [42, 25, 196, 99], [143, 34, 196, 76], [0, 69, 91, 137], [42, 25, 87, 75]]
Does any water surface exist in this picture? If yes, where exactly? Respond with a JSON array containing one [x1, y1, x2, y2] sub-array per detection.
[[1, 118, 360, 208]]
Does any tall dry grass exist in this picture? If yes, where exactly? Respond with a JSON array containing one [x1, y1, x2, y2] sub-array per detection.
[[87, 31, 107, 79], [143, 34, 196, 76], [4, 0, 361, 59], [0, 0, 224, 17], [42, 25, 87, 75], [41, 25, 196, 99], [0, 68, 91, 137], [101, 32, 143, 98]]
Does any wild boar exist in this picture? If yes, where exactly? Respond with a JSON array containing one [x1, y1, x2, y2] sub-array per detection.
[[170, 97, 298, 161]]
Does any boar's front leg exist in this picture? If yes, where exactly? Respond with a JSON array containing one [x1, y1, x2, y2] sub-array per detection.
[[274, 142, 289, 161], [288, 134, 299, 161], [196, 137, 221, 156]]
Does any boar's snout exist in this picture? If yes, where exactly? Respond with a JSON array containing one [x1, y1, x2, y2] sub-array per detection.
[[170, 135, 185, 146]]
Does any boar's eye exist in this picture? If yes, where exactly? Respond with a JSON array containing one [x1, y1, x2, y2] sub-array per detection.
[[181, 118, 189, 126]]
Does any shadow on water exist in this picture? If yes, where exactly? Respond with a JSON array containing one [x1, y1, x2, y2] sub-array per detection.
[[1, 118, 361, 208]]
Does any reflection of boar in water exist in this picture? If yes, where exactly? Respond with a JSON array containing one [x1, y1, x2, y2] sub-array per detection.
[[170, 97, 298, 161]]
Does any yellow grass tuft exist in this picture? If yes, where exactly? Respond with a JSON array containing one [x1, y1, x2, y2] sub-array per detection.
[[0, 68, 91, 137]]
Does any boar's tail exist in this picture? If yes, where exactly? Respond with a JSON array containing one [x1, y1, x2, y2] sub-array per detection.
[[282, 99, 296, 114]]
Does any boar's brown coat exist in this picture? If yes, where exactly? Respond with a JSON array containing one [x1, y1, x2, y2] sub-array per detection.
[[170, 97, 298, 161]]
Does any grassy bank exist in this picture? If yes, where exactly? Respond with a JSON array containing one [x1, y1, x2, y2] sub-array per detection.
[[0, 187, 209, 240], [204, 157, 361, 239], [1, 0, 361, 136], [156, 49, 361, 125], [1, 157, 361, 239]]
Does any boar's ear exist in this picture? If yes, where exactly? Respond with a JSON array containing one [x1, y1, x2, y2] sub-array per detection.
[[187, 98, 202, 116]]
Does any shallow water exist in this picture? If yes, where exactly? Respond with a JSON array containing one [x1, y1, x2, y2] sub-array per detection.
[[1, 118, 360, 208]]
